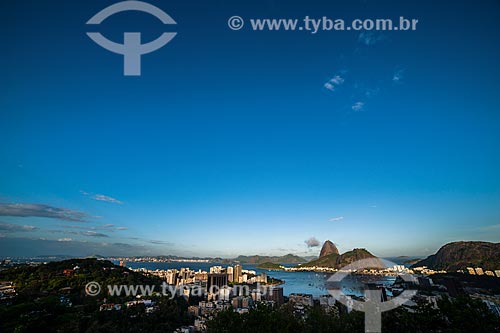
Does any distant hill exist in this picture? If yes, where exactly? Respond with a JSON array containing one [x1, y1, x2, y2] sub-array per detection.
[[402, 258, 422, 265], [256, 262, 284, 270], [233, 254, 307, 264], [0, 258, 163, 295], [147, 255, 224, 262], [300, 248, 381, 269], [87, 254, 105, 259], [411, 241, 500, 271]]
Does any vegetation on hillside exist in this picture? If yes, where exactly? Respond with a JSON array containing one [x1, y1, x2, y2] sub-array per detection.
[[0, 259, 192, 332], [256, 262, 285, 270]]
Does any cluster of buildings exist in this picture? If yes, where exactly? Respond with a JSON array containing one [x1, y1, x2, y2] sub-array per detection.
[[287, 264, 448, 275], [0, 259, 13, 267], [175, 292, 340, 332], [186, 285, 286, 331], [464, 267, 500, 277], [131, 264, 283, 332], [412, 265, 500, 278], [133, 264, 269, 289], [100, 297, 158, 314], [391, 269, 500, 318], [410, 266, 447, 275], [0, 281, 16, 304]]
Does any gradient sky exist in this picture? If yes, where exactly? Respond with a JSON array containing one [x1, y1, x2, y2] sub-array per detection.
[[1, 0, 500, 258]]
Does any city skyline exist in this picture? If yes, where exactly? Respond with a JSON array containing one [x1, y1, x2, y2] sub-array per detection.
[[2, 0, 500, 258]]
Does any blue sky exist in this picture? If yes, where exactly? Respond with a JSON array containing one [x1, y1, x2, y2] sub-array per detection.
[[1, 0, 500, 258]]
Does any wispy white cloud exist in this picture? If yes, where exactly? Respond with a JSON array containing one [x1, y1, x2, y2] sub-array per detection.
[[305, 237, 320, 248], [149, 239, 173, 245], [330, 75, 345, 85], [0, 222, 38, 232], [0, 203, 92, 222], [47, 229, 110, 238], [58, 224, 127, 232], [324, 75, 345, 92], [81, 231, 109, 238], [358, 32, 385, 46], [93, 194, 123, 204], [351, 102, 364, 112], [127, 237, 173, 246], [81, 191, 123, 204], [393, 69, 405, 83], [329, 216, 344, 222], [0, 236, 163, 257]]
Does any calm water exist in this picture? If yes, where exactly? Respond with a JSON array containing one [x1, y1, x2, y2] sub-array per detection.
[[114, 261, 398, 297]]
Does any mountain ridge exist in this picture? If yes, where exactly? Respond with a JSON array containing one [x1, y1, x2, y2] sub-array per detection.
[[411, 241, 500, 271], [301, 243, 381, 269], [230, 253, 307, 264]]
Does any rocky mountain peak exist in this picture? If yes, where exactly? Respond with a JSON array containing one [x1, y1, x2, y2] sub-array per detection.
[[319, 240, 339, 257]]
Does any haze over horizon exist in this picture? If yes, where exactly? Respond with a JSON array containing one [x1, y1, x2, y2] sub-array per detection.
[[1, 0, 500, 258]]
